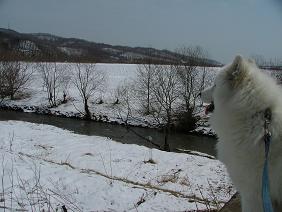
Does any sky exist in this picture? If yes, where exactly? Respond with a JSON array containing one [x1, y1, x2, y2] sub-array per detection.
[[0, 0, 281, 63]]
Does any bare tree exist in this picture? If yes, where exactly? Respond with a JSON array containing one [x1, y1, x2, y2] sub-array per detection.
[[113, 66, 180, 151], [174, 46, 208, 113], [38, 62, 67, 107], [73, 63, 106, 119], [134, 48, 158, 115], [135, 63, 157, 115], [0, 63, 8, 101], [114, 83, 134, 125], [0, 61, 33, 100], [61, 65, 72, 103], [150, 65, 181, 151], [113, 82, 162, 149]]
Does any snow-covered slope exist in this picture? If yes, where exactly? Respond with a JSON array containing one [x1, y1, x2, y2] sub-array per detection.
[[0, 121, 234, 211]]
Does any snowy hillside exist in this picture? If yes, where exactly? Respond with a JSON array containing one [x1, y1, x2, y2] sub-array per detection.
[[1, 28, 223, 65]]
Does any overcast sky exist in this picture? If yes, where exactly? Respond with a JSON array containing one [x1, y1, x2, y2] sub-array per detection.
[[0, 0, 281, 63]]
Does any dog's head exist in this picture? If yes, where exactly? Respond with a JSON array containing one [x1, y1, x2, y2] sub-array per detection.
[[201, 55, 255, 114]]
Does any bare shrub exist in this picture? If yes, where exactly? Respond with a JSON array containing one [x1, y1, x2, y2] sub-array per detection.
[[174, 46, 209, 113], [150, 65, 181, 151], [73, 63, 106, 119], [135, 63, 157, 115], [0, 61, 33, 100], [38, 62, 68, 107], [114, 82, 136, 124]]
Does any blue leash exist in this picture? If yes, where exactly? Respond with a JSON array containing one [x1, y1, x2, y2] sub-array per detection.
[[262, 109, 273, 212]]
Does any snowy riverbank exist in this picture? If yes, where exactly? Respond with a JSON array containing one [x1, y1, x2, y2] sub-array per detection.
[[0, 121, 234, 211], [0, 63, 218, 136]]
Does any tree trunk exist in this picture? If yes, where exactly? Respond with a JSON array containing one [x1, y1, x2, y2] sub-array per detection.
[[84, 98, 91, 119], [49, 92, 53, 106], [63, 93, 67, 103], [146, 77, 150, 114], [163, 126, 170, 151], [147, 90, 150, 114], [53, 85, 56, 106]]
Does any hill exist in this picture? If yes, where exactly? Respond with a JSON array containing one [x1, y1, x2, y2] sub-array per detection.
[[0, 28, 221, 65]]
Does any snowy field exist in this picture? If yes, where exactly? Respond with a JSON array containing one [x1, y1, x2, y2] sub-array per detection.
[[1, 63, 219, 129], [0, 121, 235, 211]]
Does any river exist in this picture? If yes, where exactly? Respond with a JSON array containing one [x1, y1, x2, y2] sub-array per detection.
[[0, 110, 217, 156]]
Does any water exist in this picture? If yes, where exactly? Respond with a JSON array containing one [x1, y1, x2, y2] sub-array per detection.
[[0, 110, 217, 156]]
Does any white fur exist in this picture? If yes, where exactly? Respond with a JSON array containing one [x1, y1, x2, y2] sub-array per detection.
[[201, 55, 282, 212]]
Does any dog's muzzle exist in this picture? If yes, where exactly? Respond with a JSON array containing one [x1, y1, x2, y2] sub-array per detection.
[[205, 102, 214, 114]]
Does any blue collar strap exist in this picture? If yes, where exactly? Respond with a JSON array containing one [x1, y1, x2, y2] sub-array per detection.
[[262, 108, 273, 212]]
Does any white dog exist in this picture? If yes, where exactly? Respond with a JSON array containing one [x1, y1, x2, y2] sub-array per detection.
[[201, 55, 282, 212]]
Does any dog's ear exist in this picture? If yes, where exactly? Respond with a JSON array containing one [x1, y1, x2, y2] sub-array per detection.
[[229, 55, 243, 77], [227, 55, 248, 87]]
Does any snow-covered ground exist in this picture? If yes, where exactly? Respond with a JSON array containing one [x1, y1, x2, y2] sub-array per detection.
[[0, 121, 235, 211]]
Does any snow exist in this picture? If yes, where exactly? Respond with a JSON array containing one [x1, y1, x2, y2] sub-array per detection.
[[18, 40, 40, 54], [103, 47, 122, 54], [0, 121, 235, 211], [58, 47, 83, 56], [33, 33, 59, 41], [121, 52, 145, 59]]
